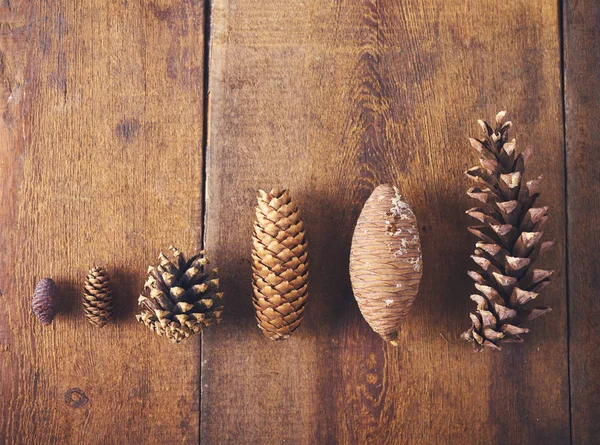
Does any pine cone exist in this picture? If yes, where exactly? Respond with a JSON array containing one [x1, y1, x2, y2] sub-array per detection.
[[461, 111, 553, 351], [252, 188, 309, 340], [350, 184, 422, 346], [32, 278, 59, 325], [136, 247, 223, 343], [82, 266, 113, 328]]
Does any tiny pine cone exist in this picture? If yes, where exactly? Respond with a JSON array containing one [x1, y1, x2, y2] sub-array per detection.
[[32, 278, 59, 325]]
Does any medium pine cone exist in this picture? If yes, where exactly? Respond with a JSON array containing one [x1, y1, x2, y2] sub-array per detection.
[[252, 188, 309, 340], [461, 111, 553, 351], [82, 266, 113, 328], [350, 185, 422, 345], [136, 247, 223, 343], [32, 278, 59, 325]]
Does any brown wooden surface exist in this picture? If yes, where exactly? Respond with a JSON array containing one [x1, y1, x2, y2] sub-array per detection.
[[0, 1, 204, 443], [0, 0, 598, 444], [204, 1, 569, 444], [564, 0, 600, 443]]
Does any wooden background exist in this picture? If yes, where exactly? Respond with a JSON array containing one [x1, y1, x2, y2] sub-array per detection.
[[0, 0, 597, 444]]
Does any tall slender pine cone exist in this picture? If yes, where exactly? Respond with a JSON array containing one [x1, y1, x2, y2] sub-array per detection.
[[350, 185, 422, 346], [461, 111, 554, 351], [32, 278, 59, 325], [82, 266, 113, 328], [136, 247, 224, 344], [252, 188, 309, 340]]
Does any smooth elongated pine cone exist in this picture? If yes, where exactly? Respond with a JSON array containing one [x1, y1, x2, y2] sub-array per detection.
[[32, 278, 59, 325], [252, 188, 309, 340], [136, 247, 224, 343], [350, 184, 422, 345], [82, 266, 113, 328], [461, 111, 553, 351]]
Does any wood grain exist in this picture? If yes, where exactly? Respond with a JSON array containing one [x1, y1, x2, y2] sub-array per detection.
[[564, 0, 600, 443], [203, 1, 569, 444], [0, 0, 588, 443], [0, 1, 204, 443]]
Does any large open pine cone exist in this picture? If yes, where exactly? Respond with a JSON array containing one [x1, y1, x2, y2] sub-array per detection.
[[461, 111, 553, 351], [252, 188, 309, 340], [136, 247, 223, 343]]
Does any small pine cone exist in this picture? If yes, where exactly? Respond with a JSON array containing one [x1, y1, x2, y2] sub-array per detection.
[[82, 266, 114, 328], [252, 188, 309, 341], [136, 247, 224, 344], [32, 278, 59, 325], [461, 111, 554, 351], [350, 185, 423, 345]]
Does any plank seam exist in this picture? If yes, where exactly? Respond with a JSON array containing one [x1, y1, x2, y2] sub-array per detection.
[[558, 0, 573, 443], [200, 0, 214, 444]]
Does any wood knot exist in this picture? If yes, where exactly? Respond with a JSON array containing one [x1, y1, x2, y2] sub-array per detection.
[[115, 118, 140, 142], [64, 388, 89, 408]]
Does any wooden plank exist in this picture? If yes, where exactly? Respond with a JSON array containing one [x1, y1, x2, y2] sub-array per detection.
[[564, 0, 600, 443], [0, 1, 204, 443], [203, 1, 569, 444]]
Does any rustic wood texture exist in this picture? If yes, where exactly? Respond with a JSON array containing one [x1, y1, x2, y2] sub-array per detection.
[[204, 1, 569, 444], [564, 0, 600, 443], [2, 0, 596, 443], [0, 1, 204, 443]]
